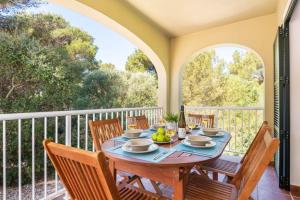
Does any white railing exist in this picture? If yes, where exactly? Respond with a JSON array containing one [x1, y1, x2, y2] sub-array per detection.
[[184, 106, 264, 155], [0, 107, 163, 200]]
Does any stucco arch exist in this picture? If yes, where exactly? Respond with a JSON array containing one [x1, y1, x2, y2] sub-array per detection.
[[49, 0, 170, 110], [170, 14, 277, 124], [178, 43, 266, 108]]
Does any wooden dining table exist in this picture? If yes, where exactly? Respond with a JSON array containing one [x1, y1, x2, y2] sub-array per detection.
[[102, 131, 231, 200]]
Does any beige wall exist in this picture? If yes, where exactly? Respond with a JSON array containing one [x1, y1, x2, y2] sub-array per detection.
[[169, 14, 277, 127], [50, 0, 171, 110], [277, 0, 292, 24]]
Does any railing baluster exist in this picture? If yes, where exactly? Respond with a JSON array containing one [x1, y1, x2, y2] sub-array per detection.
[[121, 111, 124, 129], [248, 110, 251, 145], [65, 115, 72, 146], [125, 111, 128, 130], [55, 116, 58, 193], [3, 120, 6, 200], [32, 118, 35, 200], [18, 119, 22, 200], [255, 110, 258, 133], [228, 110, 231, 151], [85, 114, 88, 150], [92, 114, 95, 151], [77, 115, 80, 148], [234, 111, 237, 152], [242, 111, 244, 153], [44, 117, 47, 199]]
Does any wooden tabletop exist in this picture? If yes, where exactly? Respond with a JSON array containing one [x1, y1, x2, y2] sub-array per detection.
[[102, 131, 231, 168]]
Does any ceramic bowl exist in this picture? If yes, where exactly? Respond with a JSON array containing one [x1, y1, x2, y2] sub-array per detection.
[[123, 129, 143, 138], [124, 139, 153, 151], [186, 135, 212, 146], [203, 128, 220, 136]]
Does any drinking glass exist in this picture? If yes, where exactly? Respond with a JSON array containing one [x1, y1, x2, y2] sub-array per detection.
[[187, 117, 197, 130], [128, 117, 137, 129]]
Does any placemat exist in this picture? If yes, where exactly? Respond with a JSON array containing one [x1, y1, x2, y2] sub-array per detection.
[[106, 145, 176, 163], [173, 141, 226, 158]]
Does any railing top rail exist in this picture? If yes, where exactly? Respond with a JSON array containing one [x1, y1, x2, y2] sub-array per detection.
[[184, 106, 264, 110], [0, 106, 163, 121]]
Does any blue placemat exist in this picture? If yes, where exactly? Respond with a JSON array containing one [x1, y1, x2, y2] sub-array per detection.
[[174, 141, 226, 158], [208, 132, 231, 143], [191, 130, 231, 143], [106, 145, 176, 163]]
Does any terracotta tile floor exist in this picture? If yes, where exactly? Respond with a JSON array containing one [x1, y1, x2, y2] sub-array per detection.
[[54, 166, 298, 200]]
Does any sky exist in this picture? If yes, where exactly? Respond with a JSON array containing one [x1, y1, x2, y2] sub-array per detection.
[[25, 2, 245, 70], [27, 2, 137, 70]]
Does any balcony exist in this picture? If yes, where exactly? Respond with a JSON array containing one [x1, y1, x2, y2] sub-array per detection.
[[1, 0, 300, 199], [0, 106, 281, 200]]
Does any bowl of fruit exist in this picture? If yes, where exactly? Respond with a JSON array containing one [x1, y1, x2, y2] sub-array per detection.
[[151, 128, 172, 144]]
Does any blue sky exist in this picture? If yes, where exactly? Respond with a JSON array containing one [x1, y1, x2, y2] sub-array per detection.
[[27, 2, 137, 70], [26, 2, 245, 70]]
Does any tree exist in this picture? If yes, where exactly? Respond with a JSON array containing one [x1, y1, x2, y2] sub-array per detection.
[[73, 69, 126, 109], [123, 72, 158, 107], [125, 49, 156, 74], [99, 61, 116, 70], [182, 49, 264, 107]]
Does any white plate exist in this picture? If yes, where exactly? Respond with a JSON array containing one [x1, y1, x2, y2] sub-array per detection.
[[182, 139, 216, 148], [200, 132, 225, 137], [122, 133, 147, 139], [122, 143, 159, 153]]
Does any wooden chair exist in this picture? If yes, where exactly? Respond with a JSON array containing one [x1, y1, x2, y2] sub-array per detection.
[[128, 115, 150, 130], [185, 125, 279, 200], [43, 140, 166, 200], [89, 119, 145, 188], [89, 118, 161, 194], [188, 114, 215, 128], [89, 118, 123, 151], [126, 115, 163, 194], [199, 121, 268, 180]]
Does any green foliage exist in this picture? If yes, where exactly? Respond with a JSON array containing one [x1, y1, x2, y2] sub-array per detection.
[[73, 69, 127, 109], [164, 113, 178, 122], [125, 49, 156, 74], [0, 13, 158, 186], [122, 72, 158, 107], [182, 50, 264, 107]]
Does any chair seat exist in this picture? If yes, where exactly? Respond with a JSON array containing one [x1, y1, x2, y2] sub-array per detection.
[[185, 173, 237, 200], [201, 155, 241, 177], [119, 185, 168, 200]]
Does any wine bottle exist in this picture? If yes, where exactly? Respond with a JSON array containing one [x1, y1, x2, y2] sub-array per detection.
[[178, 105, 186, 139]]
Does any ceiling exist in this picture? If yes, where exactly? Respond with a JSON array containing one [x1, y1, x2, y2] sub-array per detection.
[[125, 0, 278, 37]]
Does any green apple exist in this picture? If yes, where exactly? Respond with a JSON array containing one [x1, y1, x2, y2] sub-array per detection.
[[157, 135, 164, 142], [152, 133, 158, 141], [157, 128, 165, 135]]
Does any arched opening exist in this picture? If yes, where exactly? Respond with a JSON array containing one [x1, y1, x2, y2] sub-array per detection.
[[180, 44, 265, 154], [48, 0, 168, 109], [180, 44, 265, 107]]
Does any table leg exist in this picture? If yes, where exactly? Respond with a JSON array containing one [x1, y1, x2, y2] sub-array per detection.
[[109, 160, 117, 182], [173, 168, 190, 200]]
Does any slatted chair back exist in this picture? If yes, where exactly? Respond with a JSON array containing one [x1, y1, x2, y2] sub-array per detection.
[[128, 115, 150, 130], [89, 119, 123, 151], [43, 140, 120, 200], [188, 114, 215, 128], [232, 126, 279, 200], [240, 121, 268, 163]]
